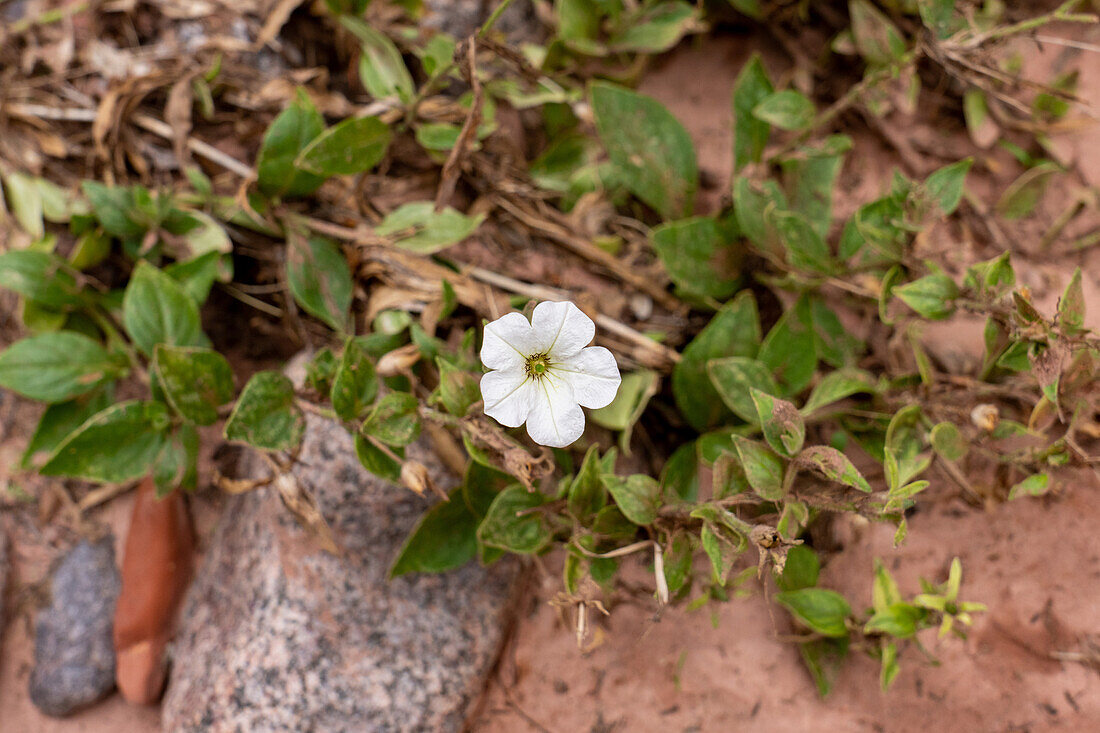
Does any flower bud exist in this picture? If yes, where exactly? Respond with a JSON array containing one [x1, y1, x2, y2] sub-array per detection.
[[400, 460, 432, 496], [970, 404, 999, 433]]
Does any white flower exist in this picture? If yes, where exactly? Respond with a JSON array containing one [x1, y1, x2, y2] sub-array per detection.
[[480, 301, 621, 448]]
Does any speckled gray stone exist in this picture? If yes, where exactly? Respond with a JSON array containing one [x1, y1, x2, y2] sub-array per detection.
[[424, 0, 543, 43], [29, 537, 120, 717], [163, 401, 519, 732]]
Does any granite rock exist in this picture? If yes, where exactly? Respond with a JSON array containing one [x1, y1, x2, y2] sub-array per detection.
[[424, 0, 543, 43], [163, 399, 519, 732], [29, 537, 120, 717]]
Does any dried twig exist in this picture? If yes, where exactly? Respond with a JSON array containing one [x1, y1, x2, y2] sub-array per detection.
[[435, 39, 483, 211], [4, 102, 255, 178], [465, 265, 681, 366]]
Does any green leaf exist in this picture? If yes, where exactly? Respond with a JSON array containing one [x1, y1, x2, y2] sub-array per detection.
[[331, 338, 379, 421], [796, 445, 872, 492], [895, 273, 959, 320], [354, 431, 402, 482], [778, 545, 820, 591], [153, 345, 235, 426], [122, 261, 205, 356], [1058, 267, 1085, 335], [416, 32, 457, 78], [568, 445, 607, 519], [35, 177, 78, 224], [41, 400, 170, 483], [305, 347, 339, 394], [672, 292, 761, 431], [4, 172, 45, 238], [730, 435, 785, 501], [768, 209, 834, 274], [732, 54, 774, 171], [603, 474, 660, 525], [1007, 472, 1051, 500], [661, 442, 699, 501], [704, 354, 774, 422], [758, 293, 817, 394], [776, 587, 852, 637], [800, 637, 849, 697], [880, 642, 900, 691], [590, 81, 698, 219], [69, 229, 112, 271], [415, 122, 463, 151], [362, 392, 421, 446], [651, 217, 740, 299], [0, 332, 123, 403], [256, 88, 326, 198], [919, 0, 958, 38], [753, 90, 815, 131], [556, 0, 601, 45], [153, 423, 199, 496], [751, 388, 805, 456], [872, 558, 903, 613], [707, 357, 779, 424], [589, 369, 658, 452], [375, 202, 485, 254], [164, 251, 230, 307], [849, 0, 906, 66], [923, 158, 972, 216], [930, 421, 967, 461], [963, 89, 999, 149], [609, 1, 697, 53], [342, 17, 415, 103], [285, 230, 352, 332], [802, 368, 874, 414], [996, 161, 1060, 219], [477, 485, 551, 554], [964, 251, 1016, 298], [780, 136, 849, 239], [864, 603, 923, 638], [390, 486, 479, 576], [81, 182, 148, 239], [180, 211, 233, 257], [700, 523, 737, 584], [728, 0, 763, 19], [732, 177, 788, 255], [662, 531, 694, 597], [295, 116, 392, 176], [437, 359, 480, 417], [0, 250, 83, 308], [22, 388, 114, 468], [711, 450, 750, 499], [223, 371, 305, 451]]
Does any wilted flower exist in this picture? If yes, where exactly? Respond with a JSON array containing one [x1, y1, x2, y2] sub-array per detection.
[[480, 301, 621, 448]]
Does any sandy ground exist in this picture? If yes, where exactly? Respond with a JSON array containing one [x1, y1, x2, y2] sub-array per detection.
[[473, 482, 1100, 733], [3, 18, 1100, 733]]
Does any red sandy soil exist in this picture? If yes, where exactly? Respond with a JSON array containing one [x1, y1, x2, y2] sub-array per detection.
[[3, 22, 1100, 733]]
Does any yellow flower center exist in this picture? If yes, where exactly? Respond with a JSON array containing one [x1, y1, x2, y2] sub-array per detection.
[[525, 353, 551, 379]]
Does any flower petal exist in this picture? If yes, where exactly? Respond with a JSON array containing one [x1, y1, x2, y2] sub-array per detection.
[[531, 301, 595, 358], [481, 312, 538, 370], [481, 369, 535, 428], [525, 373, 585, 448], [553, 346, 621, 409]]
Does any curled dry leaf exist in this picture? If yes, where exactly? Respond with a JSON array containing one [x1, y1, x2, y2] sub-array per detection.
[[165, 75, 196, 168], [750, 524, 802, 577], [273, 471, 342, 555], [459, 415, 553, 491], [114, 476, 194, 704]]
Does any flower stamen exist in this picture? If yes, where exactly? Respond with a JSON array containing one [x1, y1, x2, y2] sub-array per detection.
[[525, 353, 551, 379]]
